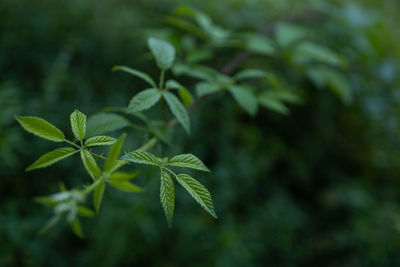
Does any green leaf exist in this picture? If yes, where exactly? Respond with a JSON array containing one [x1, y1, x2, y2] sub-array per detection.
[[93, 181, 105, 213], [108, 160, 128, 174], [175, 174, 217, 218], [38, 216, 60, 235], [80, 149, 101, 180], [166, 79, 184, 89], [109, 180, 144, 192], [196, 82, 220, 97], [77, 206, 96, 217], [15, 116, 65, 142], [163, 91, 190, 133], [234, 69, 267, 80], [168, 154, 210, 172], [70, 110, 86, 141], [85, 136, 116, 147], [160, 170, 175, 228], [112, 65, 157, 87], [26, 147, 77, 171], [178, 88, 194, 107], [70, 218, 84, 238], [147, 38, 176, 70], [228, 85, 258, 115], [35, 196, 58, 207], [127, 88, 162, 113], [122, 151, 161, 166], [242, 33, 275, 56], [275, 22, 306, 47], [293, 42, 345, 67], [105, 134, 126, 173], [110, 171, 139, 181], [86, 113, 130, 137], [258, 93, 289, 115], [172, 63, 216, 82]]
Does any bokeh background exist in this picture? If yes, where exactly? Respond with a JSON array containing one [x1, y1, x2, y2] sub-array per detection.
[[1, 0, 400, 266]]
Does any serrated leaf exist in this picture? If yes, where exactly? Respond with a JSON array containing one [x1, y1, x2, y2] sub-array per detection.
[[93, 181, 105, 213], [127, 88, 162, 113], [122, 151, 161, 166], [85, 136, 116, 147], [26, 147, 77, 171], [112, 65, 157, 87], [110, 171, 139, 181], [15, 116, 65, 142], [70, 218, 84, 238], [70, 110, 86, 141], [196, 82, 220, 97], [80, 149, 101, 180], [163, 91, 190, 133], [168, 154, 210, 172], [234, 69, 267, 80], [77, 206, 95, 217], [105, 134, 126, 173], [160, 170, 175, 228], [228, 85, 258, 115], [148, 38, 176, 70], [175, 174, 217, 218], [86, 113, 130, 137], [109, 180, 144, 192]]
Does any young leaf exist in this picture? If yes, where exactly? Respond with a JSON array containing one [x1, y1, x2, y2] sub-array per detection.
[[93, 181, 105, 213], [77, 206, 96, 217], [175, 174, 217, 219], [147, 38, 175, 70], [167, 154, 210, 172], [178, 88, 194, 107], [163, 91, 190, 133], [112, 65, 157, 87], [160, 170, 175, 228], [234, 69, 267, 80], [110, 171, 139, 181], [70, 110, 86, 141], [80, 149, 102, 180], [26, 147, 77, 171], [228, 85, 258, 116], [105, 134, 126, 173], [109, 180, 143, 192], [122, 151, 161, 166], [127, 89, 162, 113], [70, 218, 84, 238], [85, 136, 116, 147], [86, 113, 130, 137], [195, 82, 220, 97], [15, 116, 65, 142]]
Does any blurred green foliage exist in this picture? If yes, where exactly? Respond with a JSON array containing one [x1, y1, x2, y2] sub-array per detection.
[[1, 0, 400, 266]]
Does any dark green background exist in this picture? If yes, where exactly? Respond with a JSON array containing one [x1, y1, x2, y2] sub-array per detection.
[[1, 0, 400, 266]]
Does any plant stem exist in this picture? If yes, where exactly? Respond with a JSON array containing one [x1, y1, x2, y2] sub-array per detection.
[[64, 139, 81, 149], [159, 69, 165, 89], [82, 177, 104, 195]]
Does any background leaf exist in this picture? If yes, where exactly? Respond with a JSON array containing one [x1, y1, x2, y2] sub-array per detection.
[[147, 38, 176, 70], [163, 91, 190, 133], [105, 134, 126, 173], [127, 89, 162, 113], [109, 180, 143, 192], [228, 85, 258, 115], [112, 65, 157, 87], [93, 181, 105, 214], [86, 113, 130, 137]]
